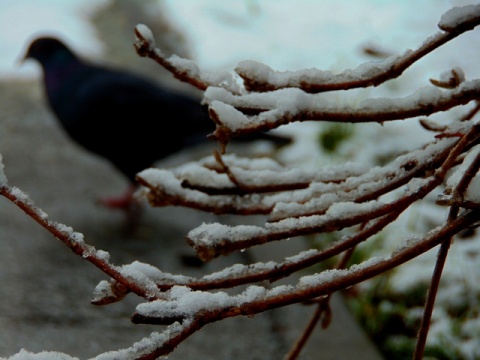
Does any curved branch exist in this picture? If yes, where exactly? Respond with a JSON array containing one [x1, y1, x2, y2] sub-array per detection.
[[134, 24, 240, 94], [0, 184, 162, 302], [131, 210, 479, 359], [236, 5, 480, 93], [209, 80, 480, 142]]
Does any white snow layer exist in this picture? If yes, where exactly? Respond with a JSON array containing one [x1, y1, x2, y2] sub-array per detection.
[[438, 4, 480, 31], [136, 256, 385, 321], [5, 349, 79, 360], [92, 321, 191, 360]]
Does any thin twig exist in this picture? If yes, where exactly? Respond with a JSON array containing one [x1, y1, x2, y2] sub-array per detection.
[[134, 26, 209, 91], [285, 300, 327, 360], [237, 25, 480, 92], [285, 245, 356, 360], [414, 147, 480, 359], [0, 184, 161, 302], [414, 234, 454, 360]]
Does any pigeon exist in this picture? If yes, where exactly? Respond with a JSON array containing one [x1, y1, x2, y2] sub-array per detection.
[[23, 36, 289, 210]]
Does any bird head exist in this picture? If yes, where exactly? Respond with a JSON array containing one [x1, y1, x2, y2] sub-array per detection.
[[22, 37, 77, 67]]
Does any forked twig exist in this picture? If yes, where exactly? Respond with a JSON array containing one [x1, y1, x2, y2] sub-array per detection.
[[414, 147, 480, 359]]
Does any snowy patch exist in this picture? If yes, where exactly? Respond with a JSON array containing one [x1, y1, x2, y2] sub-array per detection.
[[298, 256, 384, 289], [6, 349, 79, 360], [135, 24, 155, 47], [438, 4, 480, 32], [119, 262, 165, 298], [93, 322, 191, 360]]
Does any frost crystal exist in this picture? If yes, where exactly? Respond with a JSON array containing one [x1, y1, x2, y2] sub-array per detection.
[[137, 286, 237, 318]]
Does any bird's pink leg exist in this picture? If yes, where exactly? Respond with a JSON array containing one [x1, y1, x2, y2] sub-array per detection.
[[98, 185, 138, 210]]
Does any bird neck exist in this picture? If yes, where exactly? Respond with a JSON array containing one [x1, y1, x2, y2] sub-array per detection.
[[42, 53, 83, 98]]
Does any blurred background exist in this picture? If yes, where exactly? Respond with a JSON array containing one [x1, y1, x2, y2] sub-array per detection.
[[0, 1, 479, 359]]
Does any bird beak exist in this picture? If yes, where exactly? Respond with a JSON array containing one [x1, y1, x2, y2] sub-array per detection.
[[18, 40, 35, 66], [17, 48, 30, 66], [17, 55, 26, 66]]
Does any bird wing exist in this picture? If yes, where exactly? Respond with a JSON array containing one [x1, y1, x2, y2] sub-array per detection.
[[50, 65, 214, 178]]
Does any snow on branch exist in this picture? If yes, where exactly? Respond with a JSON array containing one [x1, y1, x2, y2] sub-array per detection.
[[5, 4, 480, 359], [134, 24, 241, 94], [438, 4, 480, 32], [238, 4, 480, 93], [54, 100, 480, 356], [138, 132, 459, 223], [135, 153, 370, 215], [132, 210, 478, 327], [133, 4, 480, 95], [206, 80, 480, 147], [135, 6, 480, 150], [0, 168, 163, 304]]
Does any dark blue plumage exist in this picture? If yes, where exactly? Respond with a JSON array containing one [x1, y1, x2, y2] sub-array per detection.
[[24, 37, 215, 184]]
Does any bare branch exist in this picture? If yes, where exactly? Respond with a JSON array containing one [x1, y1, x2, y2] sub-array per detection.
[[415, 145, 480, 359]]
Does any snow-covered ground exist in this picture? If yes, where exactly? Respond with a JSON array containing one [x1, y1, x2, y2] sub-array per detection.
[[1, 0, 480, 358]]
